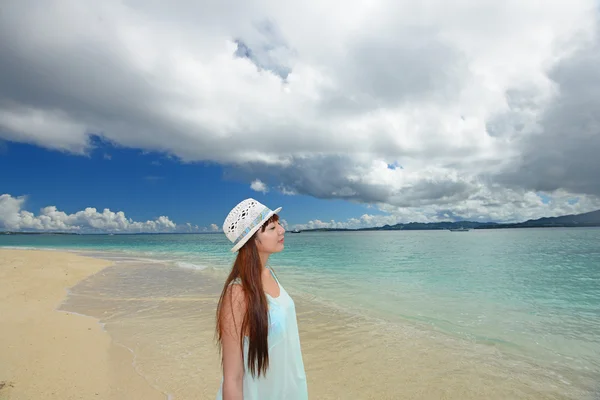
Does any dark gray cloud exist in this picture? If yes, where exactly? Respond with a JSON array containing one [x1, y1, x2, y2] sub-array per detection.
[[225, 154, 477, 208], [495, 25, 600, 196]]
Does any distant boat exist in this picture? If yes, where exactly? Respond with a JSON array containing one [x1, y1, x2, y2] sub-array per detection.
[[291, 229, 301, 233], [449, 227, 470, 232]]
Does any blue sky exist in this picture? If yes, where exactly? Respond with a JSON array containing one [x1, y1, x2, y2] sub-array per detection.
[[0, 140, 384, 230]]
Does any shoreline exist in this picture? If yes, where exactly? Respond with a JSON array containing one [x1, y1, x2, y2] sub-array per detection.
[[1, 247, 596, 399], [0, 249, 167, 400], [62, 252, 594, 399]]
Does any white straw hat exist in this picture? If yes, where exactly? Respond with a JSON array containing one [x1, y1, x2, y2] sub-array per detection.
[[223, 198, 282, 253]]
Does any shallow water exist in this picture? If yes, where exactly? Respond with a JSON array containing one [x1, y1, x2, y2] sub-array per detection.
[[60, 258, 598, 399], [4, 228, 600, 398]]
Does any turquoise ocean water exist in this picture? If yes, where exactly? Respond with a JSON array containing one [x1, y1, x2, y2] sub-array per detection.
[[2, 228, 600, 394]]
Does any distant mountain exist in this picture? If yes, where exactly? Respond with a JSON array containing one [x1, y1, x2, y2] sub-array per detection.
[[298, 209, 600, 232], [300, 220, 495, 232], [475, 209, 600, 229], [364, 220, 496, 231]]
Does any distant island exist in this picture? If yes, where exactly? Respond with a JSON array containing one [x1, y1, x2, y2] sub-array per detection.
[[298, 209, 600, 232]]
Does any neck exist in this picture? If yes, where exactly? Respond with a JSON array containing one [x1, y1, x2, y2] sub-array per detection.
[[258, 251, 270, 270]]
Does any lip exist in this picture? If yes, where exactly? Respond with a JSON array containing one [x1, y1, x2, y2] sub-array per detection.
[[278, 237, 285, 244]]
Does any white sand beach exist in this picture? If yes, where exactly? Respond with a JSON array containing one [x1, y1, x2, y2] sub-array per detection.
[[0, 249, 166, 400]]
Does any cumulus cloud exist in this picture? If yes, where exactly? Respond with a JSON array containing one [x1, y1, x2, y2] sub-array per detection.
[[0, 194, 179, 233], [250, 179, 269, 193], [294, 189, 600, 230], [210, 223, 220, 232], [0, 0, 599, 221], [184, 222, 195, 232]]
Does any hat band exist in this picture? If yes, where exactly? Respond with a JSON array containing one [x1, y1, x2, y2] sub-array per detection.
[[232, 207, 272, 245]]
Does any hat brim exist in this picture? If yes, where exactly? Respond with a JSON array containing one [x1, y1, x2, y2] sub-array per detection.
[[230, 207, 282, 253]]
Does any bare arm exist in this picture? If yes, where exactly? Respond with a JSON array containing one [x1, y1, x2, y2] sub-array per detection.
[[221, 284, 246, 400]]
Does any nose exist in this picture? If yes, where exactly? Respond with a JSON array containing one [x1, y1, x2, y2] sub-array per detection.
[[279, 225, 286, 234]]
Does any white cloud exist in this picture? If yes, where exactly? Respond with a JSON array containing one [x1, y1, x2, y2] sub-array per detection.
[[293, 189, 600, 230], [0, 194, 23, 229], [184, 222, 201, 232], [0, 0, 598, 218], [3, 190, 598, 234], [250, 179, 269, 193], [0, 194, 178, 233], [278, 186, 297, 196]]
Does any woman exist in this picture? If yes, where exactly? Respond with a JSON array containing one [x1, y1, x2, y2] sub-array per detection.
[[215, 198, 308, 400]]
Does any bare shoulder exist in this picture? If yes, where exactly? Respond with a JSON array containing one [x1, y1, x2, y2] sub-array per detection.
[[221, 282, 246, 336], [226, 282, 245, 303], [222, 282, 246, 315]]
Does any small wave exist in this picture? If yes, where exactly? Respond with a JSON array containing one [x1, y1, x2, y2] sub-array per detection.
[[175, 261, 209, 271], [0, 245, 62, 251]]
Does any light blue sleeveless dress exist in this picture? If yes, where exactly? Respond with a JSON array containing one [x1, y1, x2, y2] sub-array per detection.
[[216, 269, 308, 400]]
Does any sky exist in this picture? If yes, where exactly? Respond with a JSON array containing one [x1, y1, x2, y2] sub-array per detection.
[[1, 0, 600, 233]]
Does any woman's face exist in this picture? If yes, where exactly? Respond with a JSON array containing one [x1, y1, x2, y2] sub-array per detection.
[[255, 218, 285, 254]]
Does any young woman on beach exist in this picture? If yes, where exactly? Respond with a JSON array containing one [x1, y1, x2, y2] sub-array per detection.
[[215, 198, 308, 400]]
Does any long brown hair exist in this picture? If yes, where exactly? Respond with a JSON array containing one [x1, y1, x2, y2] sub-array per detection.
[[215, 214, 279, 378]]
